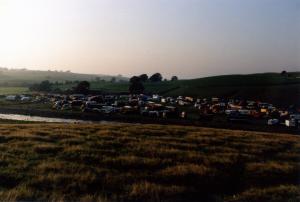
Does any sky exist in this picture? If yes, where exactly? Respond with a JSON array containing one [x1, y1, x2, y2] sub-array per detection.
[[0, 0, 299, 79]]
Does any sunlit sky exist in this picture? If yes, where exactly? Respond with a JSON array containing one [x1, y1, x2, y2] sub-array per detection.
[[0, 0, 299, 78]]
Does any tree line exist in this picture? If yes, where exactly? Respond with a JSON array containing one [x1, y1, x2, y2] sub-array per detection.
[[29, 73, 179, 95], [129, 73, 178, 94], [29, 80, 91, 94]]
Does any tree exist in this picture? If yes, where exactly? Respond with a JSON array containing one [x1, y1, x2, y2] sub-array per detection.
[[110, 77, 116, 83], [281, 70, 287, 75], [53, 88, 62, 93], [129, 76, 144, 94], [29, 80, 52, 92], [171, 76, 178, 81], [74, 81, 90, 94], [130, 76, 140, 83], [281, 70, 291, 77], [38, 80, 52, 91], [139, 74, 148, 82], [149, 73, 162, 82]]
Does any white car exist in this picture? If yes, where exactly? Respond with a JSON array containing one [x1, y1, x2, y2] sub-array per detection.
[[267, 119, 279, 125], [6, 95, 17, 101], [101, 106, 118, 114], [225, 110, 238, 115], [21, 97, 31, 102], [285, 119, 300, 127]]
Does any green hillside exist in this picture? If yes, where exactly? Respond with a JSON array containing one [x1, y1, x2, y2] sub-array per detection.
[[161, 72, 300, 106], [74, 72, 300, 106], [0, 68, 127, 86], [1, 70, 299, 106]]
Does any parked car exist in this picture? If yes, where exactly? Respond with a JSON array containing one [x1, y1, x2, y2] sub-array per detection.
[[20, 96, 31, 102], [6, 95, 17, 101], [61, 104, 72, 110], [267, 119, 279, 125]]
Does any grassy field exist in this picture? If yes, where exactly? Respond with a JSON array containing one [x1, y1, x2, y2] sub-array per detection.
[[0, 123, 298, 201], [0, 69, 127, 86], [0, 87, 29, 95], [161, 73, 300, 106]]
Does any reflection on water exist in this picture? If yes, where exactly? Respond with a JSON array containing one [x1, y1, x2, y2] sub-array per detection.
[[0, 113, 113, 124]]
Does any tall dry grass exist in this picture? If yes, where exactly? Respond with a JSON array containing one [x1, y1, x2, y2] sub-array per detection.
[[0, 123, 298, 201]]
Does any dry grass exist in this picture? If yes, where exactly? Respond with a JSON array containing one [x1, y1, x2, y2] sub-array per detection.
[[0, 123, 298, 201]]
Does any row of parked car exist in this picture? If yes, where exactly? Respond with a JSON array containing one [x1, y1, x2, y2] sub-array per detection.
[[51, 94, 186, 118], [193, 97, 299, 128], [4, 93, 300, 128]]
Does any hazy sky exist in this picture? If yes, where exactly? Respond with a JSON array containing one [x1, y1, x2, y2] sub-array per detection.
[[0, 0, 299, 78]]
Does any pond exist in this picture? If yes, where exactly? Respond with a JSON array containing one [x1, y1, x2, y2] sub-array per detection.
[[0, 113, 115, 124]]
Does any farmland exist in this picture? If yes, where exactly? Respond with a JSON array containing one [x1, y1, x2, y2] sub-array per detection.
[[0, 123, 299, 201], [0, 68, 127, 86], [0, 87, 29, 95]]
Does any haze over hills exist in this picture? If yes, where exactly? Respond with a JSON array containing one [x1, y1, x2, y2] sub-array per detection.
[[0, 67, 128, 86]]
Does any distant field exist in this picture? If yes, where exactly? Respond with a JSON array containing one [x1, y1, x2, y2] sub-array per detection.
[[0, 87, 29, 95], [0, 69, 127, 85], [0, 123, 298, 201], [53, 81, 177, 94]]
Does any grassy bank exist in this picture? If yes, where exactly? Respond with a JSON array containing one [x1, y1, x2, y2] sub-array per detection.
[[0, 124, 299, 201], [0, 105, 298, 135]]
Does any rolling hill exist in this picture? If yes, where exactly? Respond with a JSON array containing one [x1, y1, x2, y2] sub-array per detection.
[[160, 72, 300, 106], [63, 72, 299, 106], [0, 68, 128, 86], [0, 69, 299, 106]]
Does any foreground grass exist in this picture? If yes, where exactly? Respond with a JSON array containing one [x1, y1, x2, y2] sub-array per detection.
[[0, 124, 299, 201]]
